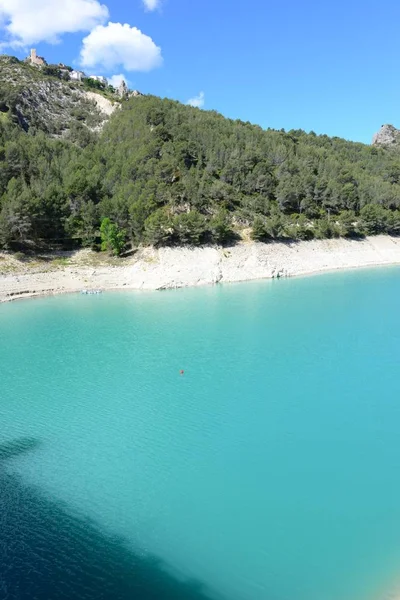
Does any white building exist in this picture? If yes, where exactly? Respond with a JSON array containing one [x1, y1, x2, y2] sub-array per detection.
[[89, 75, 107, 86], [70, 70, 86, 82]]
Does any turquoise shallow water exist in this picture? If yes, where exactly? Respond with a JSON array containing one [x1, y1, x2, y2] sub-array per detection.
[[2, 269, 400, 600]]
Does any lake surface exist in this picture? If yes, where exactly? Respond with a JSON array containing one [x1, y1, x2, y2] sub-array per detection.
[[2, 269, 400, 600]]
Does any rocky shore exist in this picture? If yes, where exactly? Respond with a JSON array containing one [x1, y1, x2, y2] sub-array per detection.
[[1, 235, 400, 303]]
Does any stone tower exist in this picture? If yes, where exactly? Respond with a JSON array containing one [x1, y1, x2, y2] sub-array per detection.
[[26, 48, 47, 67]]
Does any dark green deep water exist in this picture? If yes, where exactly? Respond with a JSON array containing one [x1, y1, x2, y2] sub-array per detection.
[[2, 269, 400, 600]]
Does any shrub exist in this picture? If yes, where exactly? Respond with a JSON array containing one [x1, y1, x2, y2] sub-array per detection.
[[251, 216, 267, 241], [359, 204, 389, 235], [100, 218, 125, 256], [144, 208, 174, 246], [208, 209, 235, 244], [173, 210, 206, 245]]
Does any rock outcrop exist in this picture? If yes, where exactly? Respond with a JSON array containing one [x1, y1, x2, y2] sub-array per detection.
[[117, 80, 128, 99], [372, 124, 400, 147], [84, 91, 117, 117], [0, 55, 112, 135]]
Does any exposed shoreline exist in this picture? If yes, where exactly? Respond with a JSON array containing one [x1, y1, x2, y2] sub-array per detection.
[[1, 235, 400, 303]]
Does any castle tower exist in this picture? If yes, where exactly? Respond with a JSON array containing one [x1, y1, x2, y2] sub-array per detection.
[[30, 49, 37, 63]]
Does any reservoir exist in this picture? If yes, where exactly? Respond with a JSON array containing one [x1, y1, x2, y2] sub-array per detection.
[[1, 268, 400, 600]]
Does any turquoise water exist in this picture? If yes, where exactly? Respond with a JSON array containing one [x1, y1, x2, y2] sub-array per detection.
[[2, 269, 400, 600]]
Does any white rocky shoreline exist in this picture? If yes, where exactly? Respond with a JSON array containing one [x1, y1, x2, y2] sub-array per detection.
[[1, 235, 400, 303]]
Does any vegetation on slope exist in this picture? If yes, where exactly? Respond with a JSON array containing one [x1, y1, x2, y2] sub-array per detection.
[[1, 72, 400, 253]]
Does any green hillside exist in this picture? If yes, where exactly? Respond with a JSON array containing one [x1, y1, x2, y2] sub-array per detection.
[[1, 60, 400, 252]]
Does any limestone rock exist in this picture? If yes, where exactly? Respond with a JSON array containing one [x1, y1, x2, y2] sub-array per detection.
[[372, 124, 400, 147], [117, 80, 128, 98], [0, 55, 112, 135], [84, 91, 117, 116]]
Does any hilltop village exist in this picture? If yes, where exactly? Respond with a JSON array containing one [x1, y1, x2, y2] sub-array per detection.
[[25, 49, 140, 99]]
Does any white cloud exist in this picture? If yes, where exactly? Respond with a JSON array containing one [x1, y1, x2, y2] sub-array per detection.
[[0, 0, 108, 46], [108, 73, 127, 88], [80, 22, 163, 72], [187, 92, 205, 109], [142, 0, 161, 10]]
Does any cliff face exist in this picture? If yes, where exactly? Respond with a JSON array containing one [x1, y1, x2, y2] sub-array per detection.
[[0, 56, 115, 135], [372, 124, 400, 147]]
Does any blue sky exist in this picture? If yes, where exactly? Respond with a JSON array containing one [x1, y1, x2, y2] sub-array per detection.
[[0, 0, 399, 143]]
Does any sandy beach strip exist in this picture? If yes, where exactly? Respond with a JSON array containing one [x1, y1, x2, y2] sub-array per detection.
[[1, 235, 400, 303]]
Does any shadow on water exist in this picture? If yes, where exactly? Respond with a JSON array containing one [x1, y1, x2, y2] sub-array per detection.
[[0, 438, 40, 460], [0, 438, 221, 600]]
